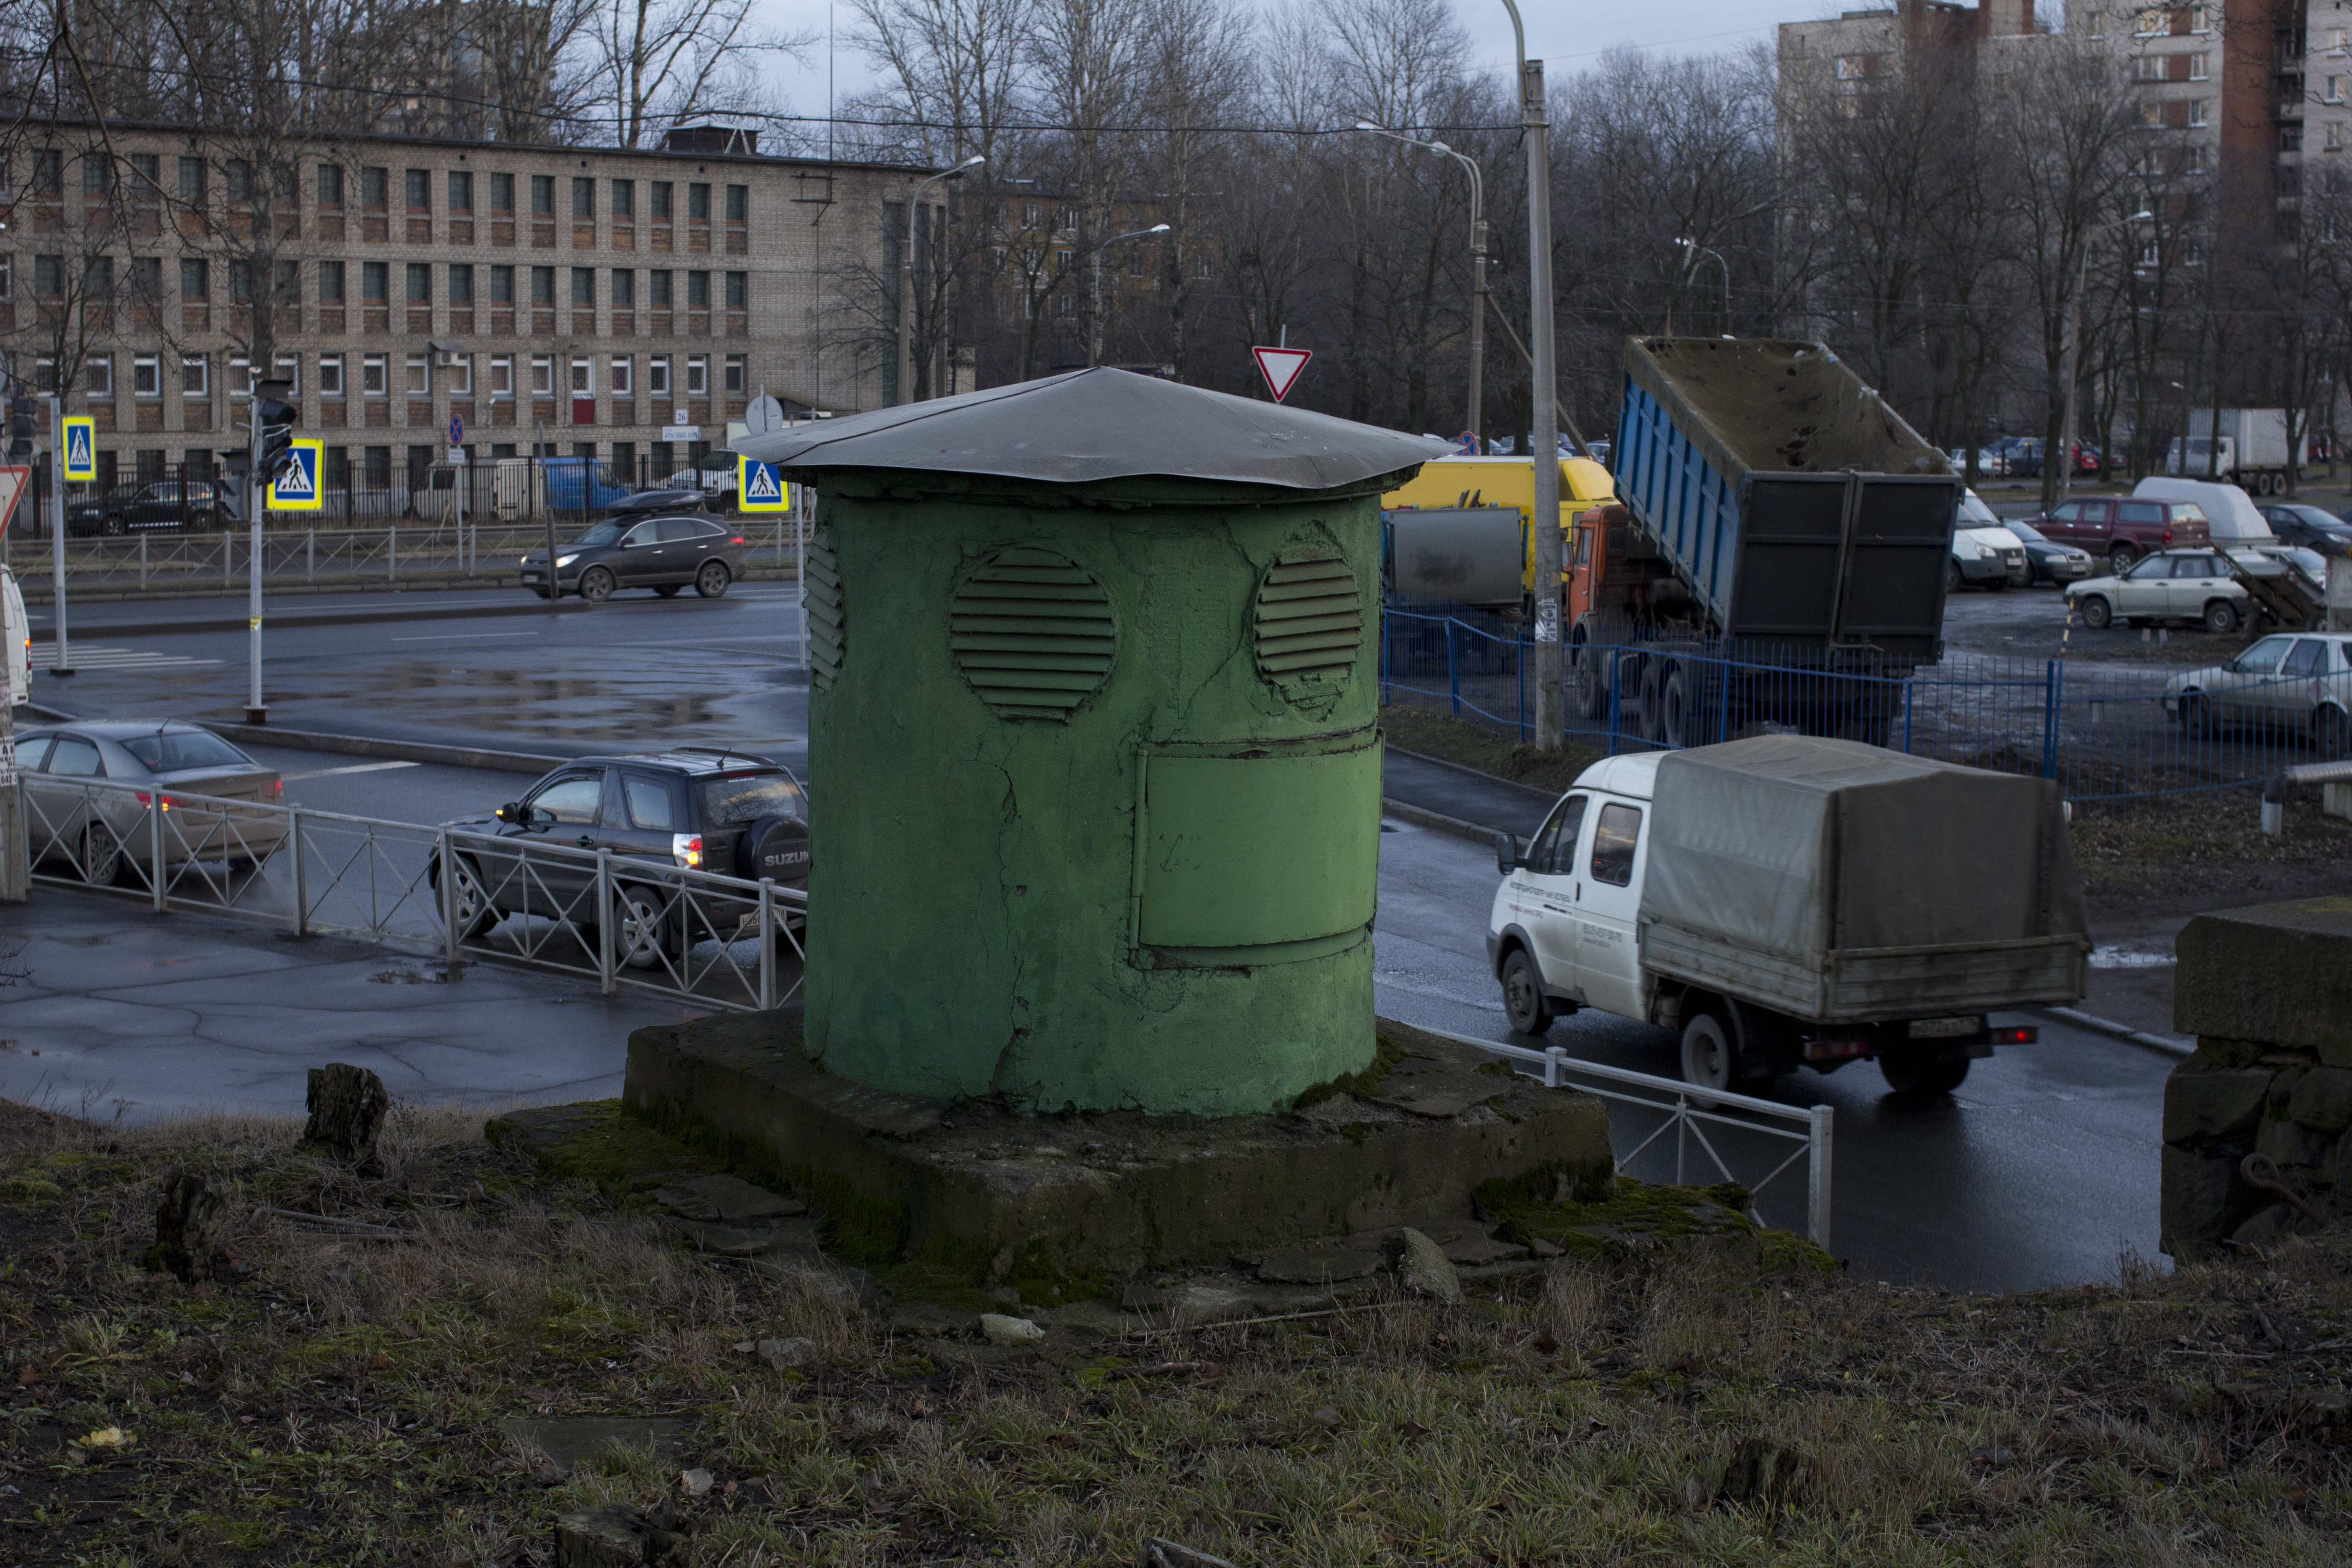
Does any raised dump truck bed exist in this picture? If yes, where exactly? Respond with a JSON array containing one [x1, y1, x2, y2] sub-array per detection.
[[1610, 337, 1960, 660]]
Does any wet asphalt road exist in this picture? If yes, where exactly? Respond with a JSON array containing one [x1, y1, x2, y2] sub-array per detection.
[[10, 584, 2175, 1292]]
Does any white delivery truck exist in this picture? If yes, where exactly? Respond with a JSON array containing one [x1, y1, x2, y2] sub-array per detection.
[[1487, 735, 2090, 1096], [2, 567, 26, 708], [2168, 409, 2307, 496]]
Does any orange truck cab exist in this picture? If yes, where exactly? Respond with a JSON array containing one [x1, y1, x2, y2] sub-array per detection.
[[1380, 455, 1618, 606]]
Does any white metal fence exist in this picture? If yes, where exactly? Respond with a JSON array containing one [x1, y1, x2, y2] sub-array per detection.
[[1418, 1022, 1834, 1249], [2, 519, 802, 594], [15, 774, 807, 1012]]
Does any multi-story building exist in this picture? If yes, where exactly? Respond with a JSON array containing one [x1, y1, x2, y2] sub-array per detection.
[[1777, 0, 2045, 94], [0, 123, 936, 494]]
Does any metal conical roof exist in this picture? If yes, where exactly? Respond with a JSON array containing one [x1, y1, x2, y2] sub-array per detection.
[[732, 368, 1452, 491]]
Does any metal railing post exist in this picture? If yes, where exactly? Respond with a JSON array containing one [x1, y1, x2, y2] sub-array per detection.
[[138, 535, 147, 591], [224, 531, 233, 588], [1544, 1044, 1566, 1089], [758, 877, 776, 1009], [1446, 619, 1460, 717], [307, 529, 315, 583], [439, 832, 459, 965], [596, 849, 616, 994], [288, 808, 308, 936], [150, 792, 166, 912], [2043, 660, 2063, 781], [1808, 1103, 1834, 1252], [390, 524, 398, 581]]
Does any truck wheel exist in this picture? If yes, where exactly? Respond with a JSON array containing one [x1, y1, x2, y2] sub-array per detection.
[[2079, 596, 2112, 630], [1660, 665, 1714, 750], [1500, 949, 1553, 1037], [2203, 600, 2240, 635], [1879, 1052, 1968, 1095], [1680, 1011, 1760, 1098], [2177, 692, 2211, 737], [1945, 558, 1964, 594], [2314, 705, 2352, 759], [2107, 544, 2138, 573], [1634, 656, 1667, 745], [1571, 639, 1607, 722]]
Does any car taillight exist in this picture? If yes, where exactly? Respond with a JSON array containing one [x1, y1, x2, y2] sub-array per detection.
[[2161, 529, 2172, 544], [1989, 1026, 2038, 1046], [672, 833, 703, 869], [1806, 1039, 1870, 1061], [271, 779, 284, 795], [133, 793, 173, 811], [729, 536, 744, 545]]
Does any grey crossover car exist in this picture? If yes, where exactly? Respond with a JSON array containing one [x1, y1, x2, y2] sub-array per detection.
[[518, 514, 748, 603]]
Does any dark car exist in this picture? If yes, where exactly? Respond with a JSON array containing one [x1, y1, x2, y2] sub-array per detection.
[[605, 486, 727, 517], [2261, 503, 2352, 557], [2025, 495, 2210, 570], [2000, 518, 2096, 584], [518, 514, 747, 603], [65, 480, 231, 537], [433, 747, 808, 968]]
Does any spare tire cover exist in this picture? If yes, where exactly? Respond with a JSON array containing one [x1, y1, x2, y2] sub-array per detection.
[[737, 813, 810, 887]]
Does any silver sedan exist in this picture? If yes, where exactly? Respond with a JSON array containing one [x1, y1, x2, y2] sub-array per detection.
[[14, 720, 286, 885]]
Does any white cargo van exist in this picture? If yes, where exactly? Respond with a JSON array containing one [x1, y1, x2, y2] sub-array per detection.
[[1, 567, 26, 709], [1487, 736, 2089, 1096]]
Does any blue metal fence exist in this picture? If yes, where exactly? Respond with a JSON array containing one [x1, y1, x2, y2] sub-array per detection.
[[1380, 605, 2347, 813]]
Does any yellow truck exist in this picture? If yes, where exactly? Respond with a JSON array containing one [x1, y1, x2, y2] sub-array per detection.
[[1380, 455, 1617, 609]]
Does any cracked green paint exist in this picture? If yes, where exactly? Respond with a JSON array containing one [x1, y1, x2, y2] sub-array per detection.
[[801, 468, 1397, 1116]]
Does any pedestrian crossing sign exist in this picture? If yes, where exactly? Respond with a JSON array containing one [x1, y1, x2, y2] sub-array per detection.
[[60, 417, 97, 482], [269, 440, 325, 511], [737, 456, 789, 512]]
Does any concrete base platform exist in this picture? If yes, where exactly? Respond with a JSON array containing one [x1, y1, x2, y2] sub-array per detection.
[[619, 1008, 1614, 1279]]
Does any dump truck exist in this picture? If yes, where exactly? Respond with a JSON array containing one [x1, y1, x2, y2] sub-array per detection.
[[1577, 337, 1961, 747], [1487, 734, 2089, 1094], [1379, 454, 1617, 610]]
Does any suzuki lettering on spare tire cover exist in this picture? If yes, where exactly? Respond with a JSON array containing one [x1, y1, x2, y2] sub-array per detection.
[[737, 814, 810, 887]]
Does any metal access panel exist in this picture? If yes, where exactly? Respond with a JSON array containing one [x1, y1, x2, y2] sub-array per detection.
[[1383, 505, 1527, 605], [1731, 473, 1953, 653]]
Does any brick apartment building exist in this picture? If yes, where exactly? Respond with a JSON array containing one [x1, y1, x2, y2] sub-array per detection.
[[0, 122, 937, 494]]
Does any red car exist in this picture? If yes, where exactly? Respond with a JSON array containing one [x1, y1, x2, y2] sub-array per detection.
[[2022, 495, 2211, 571]]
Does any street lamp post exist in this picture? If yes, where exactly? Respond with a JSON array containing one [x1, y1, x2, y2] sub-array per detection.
[[2057, 208, 2153, 505], [1356, 121, 1486, 444], [1495, 0, 1563, 749], [1672, 237, 1731, 335], [1088, 224, 1171, 369], [898, 155, 985, 406]]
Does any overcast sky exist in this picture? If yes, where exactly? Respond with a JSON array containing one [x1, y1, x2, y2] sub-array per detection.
[[746, 0, 1790, 129]]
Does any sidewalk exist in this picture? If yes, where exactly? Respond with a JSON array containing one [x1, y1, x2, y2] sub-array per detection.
[[0, 886, 701, 1124]]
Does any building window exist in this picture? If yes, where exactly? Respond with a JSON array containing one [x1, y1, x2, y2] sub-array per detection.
[[225, 357, 251, 399], [34, 255, 62, 297], [531, 354, 553, 397], [725, 184, 747, 221], [363, 353, 387, 395], [685, 354, 708, 396], [2189, 99, 2208, 127], [570, 357, 591, 394], [449, 265, 474, 304], [319, 260, 344, 301], [228, 260, 252, 302], [531, 265, 555, 305], [2185, 143, 2205, 173], [130, 256, 159, 299], [1055, 250, 1073, 274], [572, 177, 595, 219], [2133, 54, 2161, 82], [490, 354, 514, 398], [126, 152, 158, 198], [449, 170, 473, 211], [687, 270, 710, 307], [82, 156, 113, 196], [531, 174, 554, 215], [2087, 8, 2105, 39], [571, 267, 594, 305], [405, 168, 430, 209], [724, 271, 746, 309], [226, 159, 253, 201], [1021, 202, 1042, 227], [317, 163, 343, 206], [445, 355, 472, 397], [2190, 4, 2210, 33], [361, 166, 387, 207], [2133, 8, 2161, 36], [491, 264, 514, 304], [85, 353, 112, 399], [2138, 238, 2161, 267], [2190, 53, 2208, 82], [689, 182, 710, 220], [182, 354, 209, 397], [179, 258, 207, 299], [490, 172, 514, 213], [0, 255, 11, 300], [406, 354, 430, 397], [31, 149, 60, 195], [610, 355, 632, 396], [33, 358, 55, 394], [1056, 205, 1078, 232], [652, 182, 673, 219], [274, 354, 299, 394], [2331, 122, 2346, 152], [612, 180, 633, 217], [724, 354, 745, 394], [649, 355, 671, 397], [363, 260, 388, 301], [319, 354, 344, 397], [2284, 123, 2303, 152], [406, 262, 431, 303], [133, 354, 160, 397], [2329, 76, 2344, 103], [650, 270, 672, 306], [611, 268, 634, 306]]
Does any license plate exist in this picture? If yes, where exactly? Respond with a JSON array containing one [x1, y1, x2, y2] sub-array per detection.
[[1908, 1015, 1980, 1039], [520, 571, 542, 581]]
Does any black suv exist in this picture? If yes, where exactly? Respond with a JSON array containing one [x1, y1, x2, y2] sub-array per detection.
[[435, 747, 808, 967], [66, 480, 232, 536], [519, 514, 748, 603]]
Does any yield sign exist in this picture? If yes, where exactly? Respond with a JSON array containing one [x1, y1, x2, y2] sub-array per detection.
[[1252, 346, 1313, 402], [0, 465, 24, 541]]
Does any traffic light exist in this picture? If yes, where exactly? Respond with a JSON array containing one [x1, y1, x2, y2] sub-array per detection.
[[255, 391, 300, 486], [7, 399, 33, 462]]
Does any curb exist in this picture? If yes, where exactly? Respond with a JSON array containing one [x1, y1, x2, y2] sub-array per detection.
[[1387, 745, 1562, 803], [2035, 1004, 2196, 1058], [1381, 798, 1510, 846], [15, 564, 802, 609]]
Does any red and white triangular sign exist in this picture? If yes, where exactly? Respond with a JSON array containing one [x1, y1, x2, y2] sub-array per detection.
[[0, 466, 26, 542], [1252, 346, 1313, 402]]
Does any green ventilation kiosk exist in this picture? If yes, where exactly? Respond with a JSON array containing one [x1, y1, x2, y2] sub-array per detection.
[[737, 370, 1446, 1117]]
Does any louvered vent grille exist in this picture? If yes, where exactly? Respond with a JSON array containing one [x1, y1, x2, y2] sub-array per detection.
[[1254, 545, 1362, 710], [950, 546, 1115, 720], [805, 530, 845, 691]]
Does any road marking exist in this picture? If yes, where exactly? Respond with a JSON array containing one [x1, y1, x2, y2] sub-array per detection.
[[391, 631, 544, 642], [279, 760, 423, 781], [31, 645, 223, 669]]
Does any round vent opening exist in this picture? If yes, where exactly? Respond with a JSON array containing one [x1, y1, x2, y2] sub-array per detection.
[[950, 546, 1115, 721], [1254, 544, 1362, 712], [805, 528, 845, 692]]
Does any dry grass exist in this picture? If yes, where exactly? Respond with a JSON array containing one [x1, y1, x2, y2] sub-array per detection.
[[2, 1102, 2349, 1565]]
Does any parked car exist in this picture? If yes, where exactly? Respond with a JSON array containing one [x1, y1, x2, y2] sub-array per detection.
[[518, 514, 747, 603], [2004, 441, 2101, 480], [65, 480, 233, 536], [2163, 632, 2352, 753], [2025, 494, 2212, 570], [1949, 490, 2030, 591], [2064, 547, 2250, 634], [2, 566, 26, 706], [433, 747, 809, 967], [2259, 503, 2352, 557], [1999, 517, 2095, 585], [11, 720, 286, 884], [605, 487, 722, 518]]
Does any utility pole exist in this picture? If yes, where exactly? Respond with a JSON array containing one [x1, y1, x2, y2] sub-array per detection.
[[1, 394, 31, 901], [1500, 0, 1562, 750]]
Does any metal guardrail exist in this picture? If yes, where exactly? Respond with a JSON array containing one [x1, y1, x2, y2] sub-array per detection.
[[3, 519, 802, 592], [15, 774, 806, 1012], [1414, 1021, 1833, 1250]]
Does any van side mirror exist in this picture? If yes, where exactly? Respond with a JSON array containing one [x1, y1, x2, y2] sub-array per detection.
[[1495, 831, 1520, 875]]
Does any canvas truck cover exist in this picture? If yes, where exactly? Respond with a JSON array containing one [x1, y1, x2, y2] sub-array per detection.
[[1638, 735, 2089, 1021]]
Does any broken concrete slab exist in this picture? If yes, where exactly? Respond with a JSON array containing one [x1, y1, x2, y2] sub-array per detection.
[[649, 1173, 807, 1223], [2175, 898, 2352, 1065], [662, 1215, 821, 1257], [500, 1416, 689, 1476]]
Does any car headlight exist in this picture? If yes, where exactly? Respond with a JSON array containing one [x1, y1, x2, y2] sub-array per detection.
[[555, 553, 580, 568]]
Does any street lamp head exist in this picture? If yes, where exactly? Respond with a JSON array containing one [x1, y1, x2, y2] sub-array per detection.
[[2128, 209, 2154, 223], [1147, 224, 1170, 234], [1428, 139, 1451, 155], [957, 154, 987, 170], [1353, 120, 1382, 133]]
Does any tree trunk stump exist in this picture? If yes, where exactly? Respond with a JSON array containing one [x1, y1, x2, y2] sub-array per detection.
[[147, 1171, 229, 1282], [303, 1063, 390, 1171], [553, 1508, 682, 1566]]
